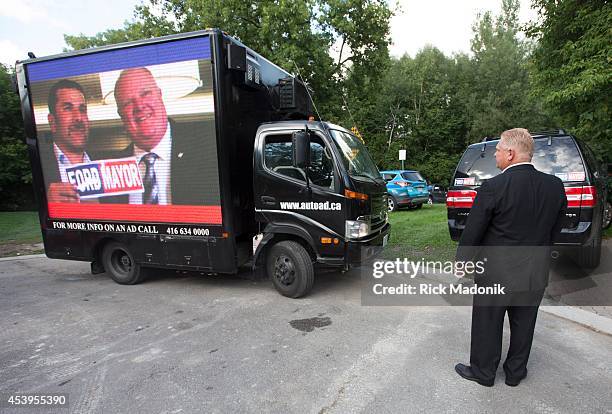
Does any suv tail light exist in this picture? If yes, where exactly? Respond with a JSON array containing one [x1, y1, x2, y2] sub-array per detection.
[[565, 186, 596, 208], [446, 190, 477, 208], [397, 181, 412, 187]]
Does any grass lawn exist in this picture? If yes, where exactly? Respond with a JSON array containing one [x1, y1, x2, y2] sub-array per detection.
[[386, 204, 457, 261], [0, 211, 43, 245]]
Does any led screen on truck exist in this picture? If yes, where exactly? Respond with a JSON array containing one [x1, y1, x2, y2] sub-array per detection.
[[26, 36, 221, 225]]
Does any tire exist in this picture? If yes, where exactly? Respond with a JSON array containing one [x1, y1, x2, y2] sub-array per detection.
[[427, 196, 433, 205], [603, 200, 611, 230], [102, 241, 144, 285], [577, 228, 602, 268], [266, 240, 314, 298], [414, 203, 423, 210], [388, 196, 398, 212]]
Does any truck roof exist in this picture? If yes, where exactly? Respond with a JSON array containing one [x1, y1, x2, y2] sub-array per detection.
[[256, 120, 353, 135], [17, 29, 223, 65]]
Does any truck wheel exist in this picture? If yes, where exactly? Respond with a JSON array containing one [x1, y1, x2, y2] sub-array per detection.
[[102, 241, 144, 285], [415, 203, 423, 210], [267, 240, 314, 298], [577, 228, 602, 268], [388, 196, 398, 212]]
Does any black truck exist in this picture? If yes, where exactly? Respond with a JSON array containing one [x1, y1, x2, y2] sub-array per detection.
[[15, 29, 390, 298]]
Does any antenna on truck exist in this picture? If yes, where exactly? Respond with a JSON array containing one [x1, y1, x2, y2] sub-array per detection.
[[291, 60, 323, 122]]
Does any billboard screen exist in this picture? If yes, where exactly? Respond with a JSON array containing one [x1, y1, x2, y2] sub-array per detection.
[[26, 36, 221, 227]]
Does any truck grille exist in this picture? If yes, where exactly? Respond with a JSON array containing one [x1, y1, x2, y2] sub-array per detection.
[[370, 193, 388, 232]]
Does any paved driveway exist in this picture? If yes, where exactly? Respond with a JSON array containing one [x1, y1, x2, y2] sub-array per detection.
[[0, 256, 610, 413]]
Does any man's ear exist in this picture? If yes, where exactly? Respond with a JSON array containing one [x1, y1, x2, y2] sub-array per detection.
[[48, 113, 56, 134]]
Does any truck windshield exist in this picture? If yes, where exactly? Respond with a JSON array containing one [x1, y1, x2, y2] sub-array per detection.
[[329, 129, 380, 180]]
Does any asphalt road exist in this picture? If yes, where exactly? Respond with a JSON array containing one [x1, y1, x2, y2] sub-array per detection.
[[0, 256, 611, 414]]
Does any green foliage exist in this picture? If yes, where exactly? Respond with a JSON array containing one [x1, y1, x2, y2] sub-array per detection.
[[364, 47, 471, 185], [0, 64, 33, 210], [64, 0, 393, 121], [466, 0, 552, 143], [526, 0, 611, 162]]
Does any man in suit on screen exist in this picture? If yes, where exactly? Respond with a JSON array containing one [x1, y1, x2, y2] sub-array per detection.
[[43, 79, 92, 203], [113, 67, 208, 205], [454, 128, 567, 387]]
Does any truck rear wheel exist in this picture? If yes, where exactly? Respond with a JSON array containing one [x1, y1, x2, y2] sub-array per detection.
[[267, 240, 314, 298], [102, 241, 144, 285]]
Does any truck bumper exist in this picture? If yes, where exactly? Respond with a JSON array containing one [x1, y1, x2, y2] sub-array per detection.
[[346, 223, 391, 265]]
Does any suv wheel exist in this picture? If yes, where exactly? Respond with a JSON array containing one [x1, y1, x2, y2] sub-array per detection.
[[577, 228, 602, 268], [603, 200, 611, 229], [388, 196, 398, 212]]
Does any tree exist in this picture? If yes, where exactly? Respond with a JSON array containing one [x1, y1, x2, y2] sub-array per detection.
[[526, 0, 611, 162], [365, 48, 470, 184], [0, 64, 32, 210], [64, 0, 394, 121], [466, 0, 552, 142]]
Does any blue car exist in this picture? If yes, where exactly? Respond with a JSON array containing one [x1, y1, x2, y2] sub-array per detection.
[[380, 170, 430, 211]]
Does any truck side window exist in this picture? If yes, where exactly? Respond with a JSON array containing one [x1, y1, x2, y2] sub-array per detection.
[[308, 137, 334, 189], [264, 133, 334, 189]]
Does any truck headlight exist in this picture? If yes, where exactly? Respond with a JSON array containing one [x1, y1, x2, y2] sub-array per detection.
[[345, 220, 370, 239]]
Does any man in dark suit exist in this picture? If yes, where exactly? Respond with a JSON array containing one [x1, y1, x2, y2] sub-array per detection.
[[111, 67, 210, 205], [454, 128, 567, 387], [42, 79, 92, 203]]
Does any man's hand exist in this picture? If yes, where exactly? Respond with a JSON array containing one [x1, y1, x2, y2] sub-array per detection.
[[47, 183, 79, 203]]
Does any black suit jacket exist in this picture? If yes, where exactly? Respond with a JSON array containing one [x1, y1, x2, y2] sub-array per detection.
[[99, 121, 215, 205], [457, 164, 567, 292]]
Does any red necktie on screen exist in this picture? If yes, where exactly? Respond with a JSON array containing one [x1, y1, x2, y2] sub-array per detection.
[[142, 153, 159, 205]]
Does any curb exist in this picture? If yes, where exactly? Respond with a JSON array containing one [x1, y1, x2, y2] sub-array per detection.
[[540, 304, 612, 336], [0, 254, 47, 262]]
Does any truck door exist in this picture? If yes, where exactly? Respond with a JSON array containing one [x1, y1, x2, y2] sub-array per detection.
[[254, 130, 346, 254]]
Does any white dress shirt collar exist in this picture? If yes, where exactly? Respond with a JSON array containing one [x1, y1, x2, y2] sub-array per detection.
[[132, 122, 172, 162], [502, 162, 532, 173], [53, 143, 91, 183]]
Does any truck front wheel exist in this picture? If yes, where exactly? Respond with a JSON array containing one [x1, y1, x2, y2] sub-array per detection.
[[102, 241, 144, 285], [266, 240, 314, 298]]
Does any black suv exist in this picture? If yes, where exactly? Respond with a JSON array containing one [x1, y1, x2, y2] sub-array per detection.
[[447, 130, 608, 268]]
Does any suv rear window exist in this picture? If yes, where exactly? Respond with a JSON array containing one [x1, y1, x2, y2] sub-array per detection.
[[454, 136, 586, 185], [401, 172, 424, 181]]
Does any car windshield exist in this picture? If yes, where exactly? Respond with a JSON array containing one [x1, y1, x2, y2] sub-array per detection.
[[454, 136, 586, 185], [401, 172, 424, 181], [330, 129, 380, 180]]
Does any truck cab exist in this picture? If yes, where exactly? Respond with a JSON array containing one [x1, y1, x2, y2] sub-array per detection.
[[252, 121, 390, 297]]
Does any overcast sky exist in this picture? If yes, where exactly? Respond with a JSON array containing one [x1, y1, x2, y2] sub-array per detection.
[[0, 0, 537, 66]]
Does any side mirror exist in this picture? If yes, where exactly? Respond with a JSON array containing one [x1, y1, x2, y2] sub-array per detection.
[[292, 130, 310, 169]]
